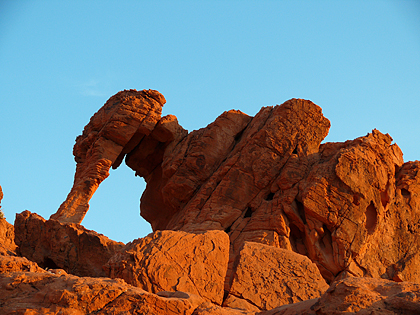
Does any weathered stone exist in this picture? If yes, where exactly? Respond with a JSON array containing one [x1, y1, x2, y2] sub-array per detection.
[[0, 271, 203, 315], [105, 230, 229, 305], [0, 218, 17, 256], [312, 277, 420, 314], [224, 242, 328, 311], [51, 89, 420, 290], [51, 89, 165, 224], [14, 210, 124, 277], [193, 301, 255, 315], [0, 254, 45, 274]]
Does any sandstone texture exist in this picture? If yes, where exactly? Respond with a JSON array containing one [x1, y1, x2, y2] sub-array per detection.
[[105, 230, 229, 304], [15, 210, 124, 277], [53, 91, 420, 287], [265, 277, 420, 315], [224, 242, 328, 311], [1, 90, 420, 313], [0, 271, 204, 315], [51, 89, 166, 224]]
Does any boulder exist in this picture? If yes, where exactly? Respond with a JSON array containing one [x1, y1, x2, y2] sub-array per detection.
[[105, 230, 229, 305], [224, 242, 328, 311], [14, 210, 124, 277], [0, 271, 203, 315]]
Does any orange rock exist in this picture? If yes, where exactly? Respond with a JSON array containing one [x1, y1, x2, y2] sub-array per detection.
[[105, 230, 229, 305], [224, 242, 328, 311], [0, 217, 17, 256], [53, 90, 420, 288], [313, 277, 420, 314], [51, 89, 165, 224], [0, 255, 45, 274], [14, 210, 124, 277], [0, 271, 203, 315]]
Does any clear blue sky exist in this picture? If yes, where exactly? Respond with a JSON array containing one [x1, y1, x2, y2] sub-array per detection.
[[1, 1, 419, 243]]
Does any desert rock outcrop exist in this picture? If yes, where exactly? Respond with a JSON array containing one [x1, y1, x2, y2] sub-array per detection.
[[15, 210, 124, 277], [264, 277, 420, 315], [50, 89, 166, 224], [3, 89, 416, 314], [52, 91, 420, 286], [0, 271, 204, 315]]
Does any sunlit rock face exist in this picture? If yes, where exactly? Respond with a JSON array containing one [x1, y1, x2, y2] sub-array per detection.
[[52, 90, 420, 288]]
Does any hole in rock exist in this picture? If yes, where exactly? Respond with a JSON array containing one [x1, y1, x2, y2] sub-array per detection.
[[380, 189, 389, 208], [234, 129, 245, 143], [224, 224, 232, 233], [244, 207, 253, 218], [289, 223, 307, 255], [43, 257, 59, 270], [320, 224, 332, 251], [294, 199, 307, 224], [365, 201, 378, 235], [84, 165, 153, 243], [352, 194, 360, 206], [265, 192, 275, 201], [292, 145, 298, 155], [401, 188, 410, 198]]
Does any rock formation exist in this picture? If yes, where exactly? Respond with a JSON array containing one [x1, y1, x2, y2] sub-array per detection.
[[50, 89, 166, 224], [1, 89, 420, 314], [15, 210, 124, 277]]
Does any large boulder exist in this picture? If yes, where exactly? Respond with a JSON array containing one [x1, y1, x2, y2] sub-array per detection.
[[224, 242, 328, 311], [105, 230, 230, 305], [14, 210, 124, 277]]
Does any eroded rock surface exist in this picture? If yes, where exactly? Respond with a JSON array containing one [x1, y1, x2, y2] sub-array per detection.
[[15, 210, 124, 277], [53, 91, 420, 287], [224, 242, 328, 311], [105, 230, 229, 305], [0, 271, 204, 315], [51, 89, 166, 224], [265, 277, 420, 315]]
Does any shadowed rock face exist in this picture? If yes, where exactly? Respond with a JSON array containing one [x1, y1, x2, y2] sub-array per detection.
[[51, 91, 420, 286]]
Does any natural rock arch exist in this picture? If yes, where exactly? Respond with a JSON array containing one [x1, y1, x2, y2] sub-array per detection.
[[51, 89, 420, 286]]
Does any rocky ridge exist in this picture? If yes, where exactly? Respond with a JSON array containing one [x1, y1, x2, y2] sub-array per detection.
[[1, 89, 420, 314]]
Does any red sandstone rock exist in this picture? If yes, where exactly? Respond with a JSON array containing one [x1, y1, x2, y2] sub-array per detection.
[[0, 218, 16, 256], [50, 89, 166, 224], [14, 210, 124, 277], [193, 302, 255, 315], [265, 277, 420, 315], [0, 254, 45, 274], [0, 271, 204, 315], [224, 242, 328, 311], [44, 90, 420, 313], [105, 230, 229, 305]]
